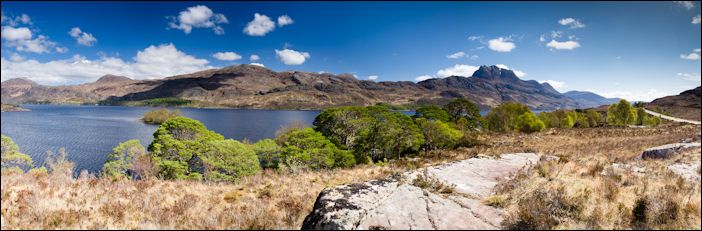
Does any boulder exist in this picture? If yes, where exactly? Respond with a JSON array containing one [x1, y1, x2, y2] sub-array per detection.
[[302, 153, 540, 230], [668, 163, 701, 182], [639, 143, 701, 160]]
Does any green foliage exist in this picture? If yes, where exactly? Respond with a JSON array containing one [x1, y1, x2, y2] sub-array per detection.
[[252, 139, 282, 169], [516, 112, 545, 133], [202, 140, 261, 181], [414, 105, 450, 122], [142, 109, 181, 125], [485, 102, 532, 132], [538, 110, 575, 128], [1, 134, 33, 170], [102, 140, 148, 179], [280, 128, 355, 170], [586, 110, 602, 127], [148, 116, 224, 180], [643, 115, 661, 126], [443, 98, 482, 129], [136, 97, 192, 107], [607, 99, 637, 126], [416, 119, 463, 150]]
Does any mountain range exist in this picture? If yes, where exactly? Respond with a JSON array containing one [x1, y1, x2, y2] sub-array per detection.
[[1, 65, 618, 110], [647, 86, 701, 121]]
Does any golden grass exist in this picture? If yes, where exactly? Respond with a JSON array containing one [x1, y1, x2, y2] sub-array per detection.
[[1, 123, 699, 229]]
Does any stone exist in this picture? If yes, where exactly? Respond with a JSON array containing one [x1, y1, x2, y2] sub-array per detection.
[[639, 143, 701, 160], [668, 163, 701, 182], [301, 153, 540, 230]]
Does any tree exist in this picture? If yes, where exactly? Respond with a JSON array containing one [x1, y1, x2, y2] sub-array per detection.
[[416, 119, 463, 150], [281, 128, 355, 170], [635, 107, 646, 125], [148, 116, 224, 180], [102, 140, 152, 180], [142, 109, 181, 125], [1, 134, 33, 170], [643, 115, 661, 126], [586, 110, 602, 127], [485, 102, 531, 132], [443, 98, 482, 129], [516, 112, 545, 133], [201, 139, 261, 181], [252, 139, 282, 169], [607, 99, 637, 126], [414, 105, 450, 122]]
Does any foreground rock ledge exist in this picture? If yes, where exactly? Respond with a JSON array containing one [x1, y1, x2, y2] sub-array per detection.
[[301, 153, 540, 230]]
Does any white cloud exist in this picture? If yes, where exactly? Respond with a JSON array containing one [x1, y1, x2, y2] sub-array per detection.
[[244, 13, 275, 36], [467, 35, 482, 41], [539, 34, 546, 42], [558, 18, 586, 29], [469, 55, 479, 60], [367, 75, 378, 80], [1, 26, 32, 40], [9, 53, 24, 62], [1, 43, 213, 84], [1, 13, 31, 27], [1, 27, 59, 54], [693, 14, 701, 24], [250, 63, 265, 67], [538, 80, 567, 90], [678, 72, 701, 82], [494, 64, 527, 78], [550, 30, 563, 38], [275, 48, 310, 65], [168, 5, 228, 35], [674, 1, 696, 10], [250, 54, 260, 61], [680, 48, 701, 60], [599, 89, 671, 102], [436, 64, 479, 77], [415, 75, 433, 82], [446, 51, 465, 59], [68, 27, 97, 46], [277, 15, 294, 27], [546, 40, 581, 50], [488, 37, 515, 52], [212, 51, 242, 61]]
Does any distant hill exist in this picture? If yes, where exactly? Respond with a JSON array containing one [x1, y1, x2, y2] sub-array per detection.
[[563, 90, 621, 108], [646, 86, 701, 121], [1, 65, 581, 110]]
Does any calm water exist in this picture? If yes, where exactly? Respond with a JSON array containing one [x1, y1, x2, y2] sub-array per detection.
[[1, 105, 321, 173]]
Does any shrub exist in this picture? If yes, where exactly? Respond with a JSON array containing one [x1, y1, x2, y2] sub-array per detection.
[[274, 121, 308, 146], [1, 134, 33, 170], [280, 128, 355, 170], [413, 105, 450, 122], [443, 98, 482, 129], [102, 140, 150, 180], [416, 118, 463, 150], [252, 139, 282, 169], [201, 139, 261, 181], [607, 99, 637, 126], [485, 102, 543, 133], [516, 112, 545, 133], [142, 109, 181, 125]]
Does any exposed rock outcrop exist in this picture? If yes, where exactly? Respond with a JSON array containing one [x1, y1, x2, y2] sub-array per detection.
[[301, 153, 540, 230], [638, 143, 701, 160]]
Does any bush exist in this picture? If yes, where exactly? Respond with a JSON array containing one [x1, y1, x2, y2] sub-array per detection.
[[1, 134, 33, 170], [413, 105, 450, 122], [443, 98, 482, 129], [416, 118, 463, 150], [142, 109, 181, 125], [516, 112, 545, 133], [485, 102, 543, 133], [252, 139, 282, 169], [280, 128, 355, 170], [201, 140, 261, 181], [102, 140, 153, 180], [607, 99, 637, 126]]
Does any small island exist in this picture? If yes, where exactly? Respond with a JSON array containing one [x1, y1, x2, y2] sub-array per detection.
[[1, 104, 29, 112]]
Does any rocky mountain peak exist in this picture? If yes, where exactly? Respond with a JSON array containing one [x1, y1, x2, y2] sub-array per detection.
[[2, 77, 37, 86], [472, 65, 520, 82], [95, 75, 132, 84]]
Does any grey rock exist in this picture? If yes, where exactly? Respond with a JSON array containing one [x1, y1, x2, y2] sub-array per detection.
[[639, 143, 701, 160], [668, 163, 701, 183]]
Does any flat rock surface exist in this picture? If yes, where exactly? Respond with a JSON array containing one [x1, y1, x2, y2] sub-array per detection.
[[302, 153, 540, 230], [668, 163, 701, 182], [639, 142, 701, 160]]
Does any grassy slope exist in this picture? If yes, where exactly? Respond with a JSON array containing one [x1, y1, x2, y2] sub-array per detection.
[[1, 124, 700, 229]]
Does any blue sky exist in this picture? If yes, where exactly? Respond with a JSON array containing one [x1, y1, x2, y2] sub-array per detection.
[[1, 1, 700, 101]]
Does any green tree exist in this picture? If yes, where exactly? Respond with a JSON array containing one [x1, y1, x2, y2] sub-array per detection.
[[1, 134, 33, 170], [635, 107, 646, 125], [353, 111, 424, 163], [485, 102, 531, 132], [516, 112, 545, 133], [443, 98, 482, 129], [281, 128, 355, 170], [148, 116, 224, 180], [416, 118, 463, 150], [585, 110, 602, 127], [202, 139, 260, 181], [414, 105, 450, 122], [142, 109, 181, 125], [607, 99, 637, 126], [252, 139, 281, 169], [643, 115, 661, 126], [102, 140, 149, 179]]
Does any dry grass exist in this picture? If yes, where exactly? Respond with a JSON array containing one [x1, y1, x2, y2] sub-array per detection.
[[1, 123, 700, 229]]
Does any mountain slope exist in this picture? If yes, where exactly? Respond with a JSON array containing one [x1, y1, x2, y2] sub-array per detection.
[[563, 90, 621, 108], [646, 86, 701, 121], [1, 65, 580, 110]]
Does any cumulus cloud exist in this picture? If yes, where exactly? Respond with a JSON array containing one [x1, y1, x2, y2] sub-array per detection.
[[538, 80, 567, 90], [1, 26, 31, 40], [546, 40, 581, 50], [1, 13, 31, 27], [674, 1, 696, 10], [277, 15, 294, 27], [1, 26, 62, 54], [693, 14, 701, 24], [680, 48, 701, 60], [367, 75, 379, 80], [436, 64, 479, 77], [599, 89, 671, 102], [68, 27, 97, 46], [1, 43, 213, 84], [244, 13, 275, 36], [446, 51, 465, 59], [558, 18, 586, 29], [678, 72, 701, 82], [9, 53, 24, 62], [488, 37, 515, 52], [212, 51, 242, 61], [494, 64, 527, 77], [168, 5, 228, 35], [415, 75, 433, 82], [250, 54, 260, 61], [275, 48, 310, 65]]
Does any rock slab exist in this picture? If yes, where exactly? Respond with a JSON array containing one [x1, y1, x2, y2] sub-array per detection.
[[639, 143, 701, 160], [301, 153, 540, 230]]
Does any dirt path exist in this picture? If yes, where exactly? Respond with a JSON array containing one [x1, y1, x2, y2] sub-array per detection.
[[644, 108, 701, 125]]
